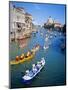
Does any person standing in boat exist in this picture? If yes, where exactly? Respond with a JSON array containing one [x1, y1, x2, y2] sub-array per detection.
[[32, 64, 37, 73]]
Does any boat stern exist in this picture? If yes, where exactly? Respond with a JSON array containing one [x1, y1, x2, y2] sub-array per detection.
[[22, 76, 32, 84]]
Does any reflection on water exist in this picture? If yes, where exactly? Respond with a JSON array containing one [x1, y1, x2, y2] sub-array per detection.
[[10, 28, 66, 88], [17, 38, 30, 49]]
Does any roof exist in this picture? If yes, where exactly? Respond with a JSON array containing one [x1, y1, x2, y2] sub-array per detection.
[[25, 13, 32, 16]]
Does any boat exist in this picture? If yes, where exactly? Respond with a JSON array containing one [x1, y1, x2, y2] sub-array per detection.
[[31, 44, 40, 52], [45, 37, 49, 41], [10, 45, 40, 65], [49, 35, 53, 39], [10, 52, 35, 65], [22, 57, 45, 83], [40, 32, 43, 36], [43, 45, 49, 50]]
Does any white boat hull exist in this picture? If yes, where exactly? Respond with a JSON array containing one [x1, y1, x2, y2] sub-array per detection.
[[22, 58, 45, 83]]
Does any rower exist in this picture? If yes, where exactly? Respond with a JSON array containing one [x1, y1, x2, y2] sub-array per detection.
[[26, 51, 31, 57], [20, 54, 24, 60], [25, 70, 29, 75], [15, 56, 19, 61]]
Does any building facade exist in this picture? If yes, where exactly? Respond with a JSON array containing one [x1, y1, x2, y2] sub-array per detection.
[[44, 16, 62, 29], [54, 22, 62, 28], [10, 4, 33, 42]]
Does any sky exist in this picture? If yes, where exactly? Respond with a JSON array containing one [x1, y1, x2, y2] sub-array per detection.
[[10, 1, 66, 25]]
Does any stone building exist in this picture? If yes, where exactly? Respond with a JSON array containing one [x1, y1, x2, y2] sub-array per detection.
[[46, 16, 54, 25], [9, 3, 33, 42], [44, 16, 62, 29], [54, 22, 62, 28], [25, 13, 33, 34]]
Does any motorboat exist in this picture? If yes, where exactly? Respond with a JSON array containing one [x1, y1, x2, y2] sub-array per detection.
[[43, 45, 49, 50]]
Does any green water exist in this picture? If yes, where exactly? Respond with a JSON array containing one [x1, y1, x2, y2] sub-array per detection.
[[10, 28, 66, 88]]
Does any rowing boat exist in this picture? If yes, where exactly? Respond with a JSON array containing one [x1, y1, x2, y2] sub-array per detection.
[[10, 45, 40, 65], [10, 52, 35, 65]]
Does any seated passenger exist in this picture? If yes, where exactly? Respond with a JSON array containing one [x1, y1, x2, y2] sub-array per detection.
[[37, 62, 41, 68], [32, 68, 37, 73]]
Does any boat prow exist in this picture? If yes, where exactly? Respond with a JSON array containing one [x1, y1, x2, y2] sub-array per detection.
[[31, 44, 40, 52]]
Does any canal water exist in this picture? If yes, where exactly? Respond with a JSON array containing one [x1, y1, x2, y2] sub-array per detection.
[[10, 28, 66, 88]]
